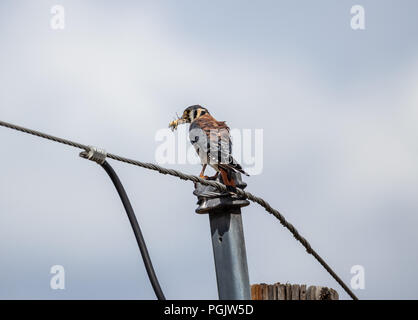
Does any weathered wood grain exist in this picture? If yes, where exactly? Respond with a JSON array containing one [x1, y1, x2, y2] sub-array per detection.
[[277, 283, 286, 300], [268, 284, 274, 300], [306, 285, 315, 300], [300, 284, 307, 300], [251, 283, 339, 300], [330, 288, 339, 300], [251, 285, 256, 300], [262, 283, 269, 300], [291, 284, 300, 300], [285, 284, 292, 300]]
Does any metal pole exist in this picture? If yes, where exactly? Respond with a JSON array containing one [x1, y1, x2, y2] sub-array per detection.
[[209, 207, 251, 300]]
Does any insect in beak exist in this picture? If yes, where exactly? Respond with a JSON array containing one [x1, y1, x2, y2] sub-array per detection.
[[168, 113, 186, 131]]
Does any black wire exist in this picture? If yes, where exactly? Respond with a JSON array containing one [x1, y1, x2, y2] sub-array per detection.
[[100, 160, 166, 300]]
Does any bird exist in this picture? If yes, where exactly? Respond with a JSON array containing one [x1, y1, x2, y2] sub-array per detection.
[[169, 105, 249, 187]]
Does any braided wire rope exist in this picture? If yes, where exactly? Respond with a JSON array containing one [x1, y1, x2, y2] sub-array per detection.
[[0, 119, 358, 300]]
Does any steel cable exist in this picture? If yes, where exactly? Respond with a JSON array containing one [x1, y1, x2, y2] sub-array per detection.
[[0, 119, 358, 300]]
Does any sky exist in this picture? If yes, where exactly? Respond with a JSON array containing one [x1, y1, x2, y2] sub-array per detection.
[[0, 0, 418, 300]]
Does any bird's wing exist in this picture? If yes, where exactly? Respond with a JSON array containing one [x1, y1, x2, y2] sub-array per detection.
[[189, 114, 249, 176]]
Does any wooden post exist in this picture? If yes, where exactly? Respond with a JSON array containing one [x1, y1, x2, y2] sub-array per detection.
[[300, 284, 307, 300], [291, 284, 300, 300], [251, 283, 339, 300]]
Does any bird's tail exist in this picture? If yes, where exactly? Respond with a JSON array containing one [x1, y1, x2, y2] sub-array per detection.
[[218, 156, 250, 177], [217, 157, 249, 187]]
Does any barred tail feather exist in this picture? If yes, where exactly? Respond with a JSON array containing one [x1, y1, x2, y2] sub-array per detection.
[[219, 156, 250, 177]]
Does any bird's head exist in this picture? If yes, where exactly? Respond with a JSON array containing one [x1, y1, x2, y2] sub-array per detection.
[[169, 105, 209, 131]]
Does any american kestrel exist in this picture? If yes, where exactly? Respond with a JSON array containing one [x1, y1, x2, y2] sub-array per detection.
[[169, 105, 249, 187]]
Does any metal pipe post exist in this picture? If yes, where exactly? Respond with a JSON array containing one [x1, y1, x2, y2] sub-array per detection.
[[209, 207, 251, 300]]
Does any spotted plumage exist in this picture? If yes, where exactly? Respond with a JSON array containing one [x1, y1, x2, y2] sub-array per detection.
[[169, 105, 249, 186]]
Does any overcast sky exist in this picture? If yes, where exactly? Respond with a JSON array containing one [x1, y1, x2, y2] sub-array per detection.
[[1, 0, 418, 300]]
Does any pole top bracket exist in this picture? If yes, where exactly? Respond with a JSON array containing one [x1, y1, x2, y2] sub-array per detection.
[[79, 146, 107, 164], [193, 172, 250, 214]]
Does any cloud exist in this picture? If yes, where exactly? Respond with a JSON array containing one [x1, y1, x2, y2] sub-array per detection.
[[1, 0, 418, 300]]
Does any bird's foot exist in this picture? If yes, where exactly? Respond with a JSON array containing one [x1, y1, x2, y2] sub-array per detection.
[[199, 174, 219, 180], [206, 173, 219, 180]]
